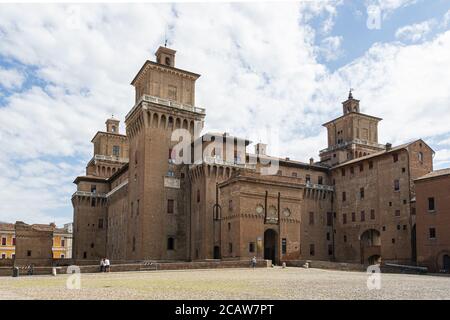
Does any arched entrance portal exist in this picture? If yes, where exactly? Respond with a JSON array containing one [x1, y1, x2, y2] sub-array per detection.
[[264, 229, 278, 265], [443, 255, 450, 272], [360, 229, 381, 265]]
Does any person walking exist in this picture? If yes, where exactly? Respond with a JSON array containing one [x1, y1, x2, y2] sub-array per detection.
[[251, 256, 257, 269], [104, 257, 110, 272]]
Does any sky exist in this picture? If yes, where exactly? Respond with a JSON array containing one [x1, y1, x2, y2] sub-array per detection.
[[0, 0, 450, 226]]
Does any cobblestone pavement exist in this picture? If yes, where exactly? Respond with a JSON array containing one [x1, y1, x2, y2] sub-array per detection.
[[0, 267, 449, 300]]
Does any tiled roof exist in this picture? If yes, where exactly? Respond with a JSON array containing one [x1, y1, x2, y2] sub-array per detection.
[[416, 168, 450, 181]]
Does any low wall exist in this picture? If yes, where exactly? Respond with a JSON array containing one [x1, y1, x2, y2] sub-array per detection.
[[285, 260, 366, 272], [0, 259, 271, 277]]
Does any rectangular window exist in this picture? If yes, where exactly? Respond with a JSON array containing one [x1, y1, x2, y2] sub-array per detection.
[[12, 237, 16, 245], [61, 239, 65, 247], [395, 209, 401, 217], [326, 232, 330, 241], [328, 244, 333, 256], [429, 227, 436, 239], [352, 212, 356, 222], [359, 163, 364, 172], [318, 176, 323, 185], [309, 244, 315, 256], [344, 235, 347, 242], [361, 211, 365, 222], [394, 179, 400, 191], [309, 212, 314, 225], [428, 197, 435, 211], [370, 209, 375, 220], [229, 200, 233, 211], [167, 237, 175, 250], [326, 212, 333, 226], [27, 250, 32, 257], [350, 167, 354, 174], [1, 237, 6, 246], [98, 219, 104, 229], [91, 198, 96, 207], [167, 199, 174, 214], [306, 175, 311, 184], [393, 153, 399, 162], [112, 145, 120, 157], [249, 242, 255, 253], [341, 168, 346, 177], [1, 253, 5, 259], [282, 238, 287, 254], [360, 188, 365, 199], [136, 199, 140, 215], [91, 185, 97, 193], [197, 189, 200, 203], [369, 161, 374, 169], [342, 192, 346, 202], [343, 213, 347, 224]]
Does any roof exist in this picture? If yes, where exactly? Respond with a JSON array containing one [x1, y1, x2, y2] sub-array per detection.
[[0, 223, 15, 231], [91, 131, 126, 143], [73, 175, 108, 184], [131, 60, 200, 86], [322, 112, 382, 127], [415, 168, 450, 182], [332, 139, 431, 169]]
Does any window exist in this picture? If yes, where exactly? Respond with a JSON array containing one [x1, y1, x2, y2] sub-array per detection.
[[328, 244, 333, 256], [167, 237, 175, 250], [292, 172, 297, 178], [27, 250, 32, 257], [342, 192, 346, 202], [306, 175, 311, 184], [61, 254, 65, 259], [309, 244, 315, 256], [112, 145, 120, 157], [12, 237, 16, 245], [318, 176, 323, 185], [228, 222, 231, 231], [132, 237, 136, 252], [360, 188, 365, 199], [350, 167, 354, 174], [61, 239, 65, 247], [359, 163, 364, 172], [428, 197, 435, 211], [229, 200, 233, 211], [309, 212, 314, 225], [1, 253, 6, 259], [282, 238, 287, 254], [90, 243, 94, 248], [344, 235, 347, 242], [168, 148, 173, 161], [429, 228, 436, 239], [393, 153, 399, 162], [394, 179, 400, 191], [392, 238, 395, 244], [111, 125, 116, 133], [370, 209, 375, 220], [249, 242, 255, 253], [418, 152, 424, 163], [402, 167, 406, 173], [167, 199, 174, 214], [343, 213, 347, 224], [91, 198, 96, 207], [352, 212, 356, 222], [326, 232, 330, 241], [382, 226, 386, 231], [369, 161, 374, 169], [136, 199, 140, 216], [341, 168, 346, 177], [1, 237, 6, 246], [395, 209, 401, 217], [403, 225, 407, 230], [228, 243, 233, 253], [326, 212, 333, 226], [361, 211, 365, 222], [397, 225, 401, 230], [91, 185, 97, 193], [83, 252, 87, 259], [197, 190, 200, 203], [98, 219, 104, 229], [168, 84, 177, 99]]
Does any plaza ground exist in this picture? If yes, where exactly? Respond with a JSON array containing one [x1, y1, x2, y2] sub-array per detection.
[[0, 267, 449, 300]]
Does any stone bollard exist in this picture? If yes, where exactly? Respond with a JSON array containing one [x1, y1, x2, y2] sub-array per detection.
[[52, 267, 57, 276], [282, 262, 286, 269]]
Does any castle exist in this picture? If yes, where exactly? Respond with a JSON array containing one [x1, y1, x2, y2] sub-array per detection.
[[72, 46, 435, 266]]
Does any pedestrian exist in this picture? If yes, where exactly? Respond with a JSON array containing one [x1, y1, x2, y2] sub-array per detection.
[[251, 256, 257, 268], [104, 257, 110, 272], [100, 258, 105, 272]]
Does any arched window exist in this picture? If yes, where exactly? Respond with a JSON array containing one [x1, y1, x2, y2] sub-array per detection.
[[167, 237, 175, 250], [418, 152, 424, 163]]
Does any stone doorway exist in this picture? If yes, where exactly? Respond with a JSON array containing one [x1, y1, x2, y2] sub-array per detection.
[[213, 246, 221, 259], [264, 229, 278, 265]]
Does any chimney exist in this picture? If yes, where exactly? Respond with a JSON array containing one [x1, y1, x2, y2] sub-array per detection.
[[309, 157, 314, 165], [386, 143, 392, 151]]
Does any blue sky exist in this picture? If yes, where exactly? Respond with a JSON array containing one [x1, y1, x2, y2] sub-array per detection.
[[0, 1, 450, 225]]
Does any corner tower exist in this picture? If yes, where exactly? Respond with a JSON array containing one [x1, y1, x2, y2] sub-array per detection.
[[319, 91, 385, 166], [125, 46, 205, 260]]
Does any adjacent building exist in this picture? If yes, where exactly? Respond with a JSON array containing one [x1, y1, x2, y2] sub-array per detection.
[[72, 46, 445, 267], [415, 169, 450, 272]]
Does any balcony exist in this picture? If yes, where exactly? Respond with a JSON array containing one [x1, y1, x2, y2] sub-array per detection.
[[126, 94, 206, 119], [203, 156, 256, 170], [72, 191, 106, 198], [305, 182, 334, 192], [94, 154, 129, 163], [319, 139, 386, 154]]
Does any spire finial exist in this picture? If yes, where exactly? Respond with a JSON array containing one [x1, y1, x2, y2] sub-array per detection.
[[348, 88, 354, 99]]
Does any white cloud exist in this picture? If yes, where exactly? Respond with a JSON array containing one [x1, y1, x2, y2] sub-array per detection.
[[395, 19, 436, 42], [0, 67, 24, 89], [443, 9, 450, 28], [318, 36, 344, 61]]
